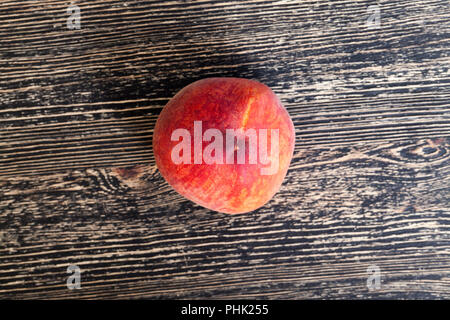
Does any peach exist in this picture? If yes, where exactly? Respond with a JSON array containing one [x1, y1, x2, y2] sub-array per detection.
[[153, 78, 295, 214]]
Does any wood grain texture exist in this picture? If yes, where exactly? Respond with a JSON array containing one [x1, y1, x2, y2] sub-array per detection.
[[0, 0, 449, 299]]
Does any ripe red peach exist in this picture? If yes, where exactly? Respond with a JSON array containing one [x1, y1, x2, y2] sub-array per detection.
[[153, 78, 295, 214]]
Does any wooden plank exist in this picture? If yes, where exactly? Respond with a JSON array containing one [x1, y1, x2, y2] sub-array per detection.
[[0, 0, 449, 299]]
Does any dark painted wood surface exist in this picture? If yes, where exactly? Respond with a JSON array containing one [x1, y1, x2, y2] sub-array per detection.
[[0, 0, 449, 299]]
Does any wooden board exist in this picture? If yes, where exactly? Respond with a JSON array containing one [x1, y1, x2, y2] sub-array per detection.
[[0, 0, 449, 299]]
